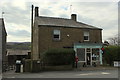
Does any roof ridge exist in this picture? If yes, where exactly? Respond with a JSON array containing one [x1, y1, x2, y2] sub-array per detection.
[[76, 21, 101, 29], [38, 16, 72, 20]]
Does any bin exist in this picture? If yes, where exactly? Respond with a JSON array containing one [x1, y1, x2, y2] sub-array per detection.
[[20, 64, 23, 73], [15, 60, 21, 73]]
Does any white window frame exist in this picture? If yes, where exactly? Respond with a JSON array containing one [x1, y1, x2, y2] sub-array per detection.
[[84, 31, 89, 41], [53, 29, 61, 40]]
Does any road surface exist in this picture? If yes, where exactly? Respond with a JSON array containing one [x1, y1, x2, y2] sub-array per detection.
[[2, 68, 118, 78]]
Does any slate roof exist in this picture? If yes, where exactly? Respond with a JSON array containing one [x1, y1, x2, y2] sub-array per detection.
[[36, 16, 102, 30], [7, 49, 30, 56]]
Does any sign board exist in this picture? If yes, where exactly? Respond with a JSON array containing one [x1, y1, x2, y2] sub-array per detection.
[[74, 43, 103, 49], [114, 61, 120, 67], [16, 60, 21, 64]]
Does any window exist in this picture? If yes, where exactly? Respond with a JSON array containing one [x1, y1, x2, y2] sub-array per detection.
[[84, 31, 89, 41], [53, 29, 60, 40], [92, 48, 99, 61]]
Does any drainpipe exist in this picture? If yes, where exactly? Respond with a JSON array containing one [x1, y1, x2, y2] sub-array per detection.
[[31, 4, 34, 72]]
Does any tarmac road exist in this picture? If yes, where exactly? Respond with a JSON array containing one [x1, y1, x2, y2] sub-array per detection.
[[2, 68, 118, 78]]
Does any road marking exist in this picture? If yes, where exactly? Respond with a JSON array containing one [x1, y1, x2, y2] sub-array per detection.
[[101, 72, 110, 75], [6, 76, 15, 78], [79, 73, 97, 76], [78, 72, 110, 76], [11, 76, 15, 78], [80, 74, 89, 75]]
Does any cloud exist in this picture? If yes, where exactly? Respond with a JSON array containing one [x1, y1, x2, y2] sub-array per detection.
[[12, 0, 27, 10], [7, 35, 30, 42], [0, 1, 118, 42], [7, 29, 31, 42], [40, 8, 53, 16], [71, 2, 118, 41], [8, 30, 30, 37]]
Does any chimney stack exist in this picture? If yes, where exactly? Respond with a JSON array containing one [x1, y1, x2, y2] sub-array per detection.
[[71, 14, 77, 21], [35, 7, 39, 17]]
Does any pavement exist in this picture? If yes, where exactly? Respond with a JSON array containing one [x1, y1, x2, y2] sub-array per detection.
[[2, 66, 119, 78]]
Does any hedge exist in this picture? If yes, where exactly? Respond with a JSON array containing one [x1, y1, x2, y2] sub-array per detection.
[[103, 46, 120, 66], [41, 48, 75, 66]]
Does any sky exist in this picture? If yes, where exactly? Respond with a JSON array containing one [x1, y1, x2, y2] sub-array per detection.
[[0, 0, 119, 42]]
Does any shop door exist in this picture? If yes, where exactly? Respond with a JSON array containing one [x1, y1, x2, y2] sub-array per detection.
[[86, 48, 92, 65], [86, 53, 91, 65]]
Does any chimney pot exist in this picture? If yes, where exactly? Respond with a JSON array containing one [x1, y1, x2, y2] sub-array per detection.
[[35, 7, 39, 17], [71, 14, 77, 21]]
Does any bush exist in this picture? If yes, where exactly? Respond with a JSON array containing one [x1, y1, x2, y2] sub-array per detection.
[[41, 48, 75, 66], [103, 46, 120, 66]]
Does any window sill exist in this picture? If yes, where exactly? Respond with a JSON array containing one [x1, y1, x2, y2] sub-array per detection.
[[84, 40, 89, 41], [52, 39, 61, 42]]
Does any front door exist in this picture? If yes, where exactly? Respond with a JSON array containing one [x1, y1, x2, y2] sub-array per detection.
[[86, 53, 91, 65], [86, 48, 92, 65]]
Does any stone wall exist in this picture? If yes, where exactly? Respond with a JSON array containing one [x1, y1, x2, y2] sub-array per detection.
[[38, 26, 102, 58]]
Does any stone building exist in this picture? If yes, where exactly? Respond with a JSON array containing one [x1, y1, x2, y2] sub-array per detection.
[[7, 49, 31, 66], [32, 7, 103, 67], [0, 18, 7, 72]]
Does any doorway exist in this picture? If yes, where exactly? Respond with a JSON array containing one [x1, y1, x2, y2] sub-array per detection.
[[86, 53, 91, 65], [86, 48, 92, 66]]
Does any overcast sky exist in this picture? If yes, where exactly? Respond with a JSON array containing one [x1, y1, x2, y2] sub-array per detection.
[[0, 0, 118, 42]]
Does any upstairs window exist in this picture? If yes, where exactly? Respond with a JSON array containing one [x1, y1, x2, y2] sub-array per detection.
[[84, 31, 89, 41], [53, 29, 60, 40]]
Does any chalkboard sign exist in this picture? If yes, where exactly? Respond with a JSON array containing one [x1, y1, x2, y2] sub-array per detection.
[[77, 48, 85, 61]]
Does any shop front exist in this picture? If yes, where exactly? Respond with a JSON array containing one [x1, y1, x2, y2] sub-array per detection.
[[74, 43, 103, 67]]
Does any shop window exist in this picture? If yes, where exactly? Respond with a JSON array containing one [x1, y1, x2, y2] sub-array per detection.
[[92, 48, 99, 61], [77, 48, 85, 61], [92, 53, 96, 60]]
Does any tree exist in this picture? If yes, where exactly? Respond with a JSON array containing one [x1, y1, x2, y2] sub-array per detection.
[[103, 34, 120, 66], [103, 40, 109, 46], [107, 34, 119, 45]]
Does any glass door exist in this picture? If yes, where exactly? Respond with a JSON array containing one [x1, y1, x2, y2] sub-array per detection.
[[86, 48, 92, 65]]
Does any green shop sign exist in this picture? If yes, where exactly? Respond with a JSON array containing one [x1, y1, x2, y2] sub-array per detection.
[[74, 43, 103, 49]]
